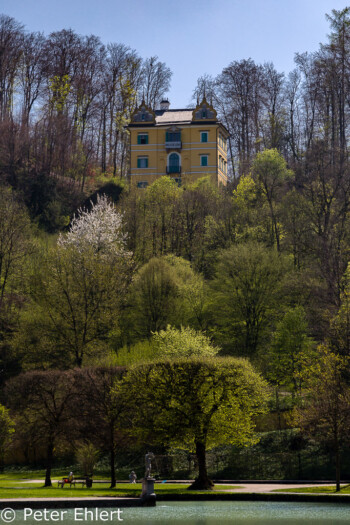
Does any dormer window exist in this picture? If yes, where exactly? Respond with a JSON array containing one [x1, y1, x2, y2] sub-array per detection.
[[202, 109, 207, 118]]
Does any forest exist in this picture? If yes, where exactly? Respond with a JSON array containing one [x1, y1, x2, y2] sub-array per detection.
[[1, 8, 350, 491]]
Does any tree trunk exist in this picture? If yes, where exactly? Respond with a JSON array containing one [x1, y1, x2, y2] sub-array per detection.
[[110, 428, 116, 488], [335, 444, 341, 492], [44, 441, 54, 487], [188, 441, 214, 490]]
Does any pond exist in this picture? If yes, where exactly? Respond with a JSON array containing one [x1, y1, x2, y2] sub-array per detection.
[[13, 501, 350, 524]]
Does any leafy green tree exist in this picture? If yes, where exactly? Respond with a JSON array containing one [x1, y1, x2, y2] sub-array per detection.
[[75, 442, 99, 478], [210, 242, 290, 356], [295, 347, 350, 491], [151, 326, 219, 359], [168, 255, 209, 329], [0, 187, 32, 310], [141, 177, 182, 259], [18, 244, 130, 368], [252, 149, 293, 250], [0, 187, 33, 385], [125, 255, 207, 342], [231, 173, 269, 243], [266, 306, 314, 398], [120, 357, 268, 490]]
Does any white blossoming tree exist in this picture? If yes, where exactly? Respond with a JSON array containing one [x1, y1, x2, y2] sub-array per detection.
[[58, 193, 130, 257]]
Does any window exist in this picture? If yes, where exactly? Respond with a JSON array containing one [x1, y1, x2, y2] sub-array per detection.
[[167, 152, 181, 173], [200, 131, 208, 143], [202, 109, 207, 118], [200, 155, 208, 167], [137, 181, 148, 188], [137, 133, 148, 145], [166, 131, 181, 142], [137, 157, 148, 168]]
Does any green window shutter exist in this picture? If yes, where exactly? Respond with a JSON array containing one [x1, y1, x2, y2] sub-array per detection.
[[201, 156, 208, 167], [138, 134, 148, 144], [201, 132, 208, 143], [137, 157, 148, 168]]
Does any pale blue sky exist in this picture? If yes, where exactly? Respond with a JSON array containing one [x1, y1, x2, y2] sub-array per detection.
[[0, 0, 348, 107]]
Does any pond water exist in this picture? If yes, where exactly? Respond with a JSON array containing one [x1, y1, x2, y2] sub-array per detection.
[[14, 501, 350, 525]]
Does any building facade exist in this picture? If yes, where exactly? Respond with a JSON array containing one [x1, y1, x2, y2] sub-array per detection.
[[127, 97, 229, 188]]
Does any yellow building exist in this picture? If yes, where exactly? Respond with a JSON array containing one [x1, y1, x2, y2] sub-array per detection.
[[127, 97, 229, 188]]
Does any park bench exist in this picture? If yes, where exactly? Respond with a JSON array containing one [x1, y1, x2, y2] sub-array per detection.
[[57, 478, 87, 488]]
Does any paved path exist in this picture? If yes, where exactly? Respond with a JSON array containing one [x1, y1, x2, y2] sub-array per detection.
[[15, 480, 347, 493], [219, 483, 344, 493]]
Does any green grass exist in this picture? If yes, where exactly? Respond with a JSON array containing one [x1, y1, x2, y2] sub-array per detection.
[[0, 475, 240, 499], [273, 485, 350, 494]]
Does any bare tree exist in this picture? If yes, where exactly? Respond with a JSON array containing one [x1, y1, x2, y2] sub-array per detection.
[[142, 56, 172, 109]]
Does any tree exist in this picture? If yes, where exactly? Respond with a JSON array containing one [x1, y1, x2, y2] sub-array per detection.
[[0, 15, 24, 121], [210, 242, 290, 356], [72, 367, 126, 488], [127, 257, 179, 340], [5, 370, 78, 486], [142, 56, 172, 109], [0, 187, 32, 318], [216, 59, 265, 176], [252, 148, 293, 251], [266, 306, 314, 400], [75, 442, 99, 478], [151, 326, 219, 359], [295, 347, 350, 491], [126, 255, 207, 341], [120, 357, 268, 490], [58, 193, 130, 257], [20, 243, 130, 368], [0, 187, 33, 385]]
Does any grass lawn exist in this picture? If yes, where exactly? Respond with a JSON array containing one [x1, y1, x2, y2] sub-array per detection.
[[0, 474, 240, 498], [274, 485, 350, 494]]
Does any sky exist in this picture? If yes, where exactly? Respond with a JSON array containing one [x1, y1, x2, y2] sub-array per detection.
[[0, 0, 349, 107]]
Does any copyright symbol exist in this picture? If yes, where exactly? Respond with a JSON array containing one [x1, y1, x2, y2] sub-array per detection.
[[1, 508, 15, 523]]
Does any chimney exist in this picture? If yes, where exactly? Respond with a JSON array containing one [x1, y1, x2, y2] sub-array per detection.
[[160, 99, 170, 110]]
